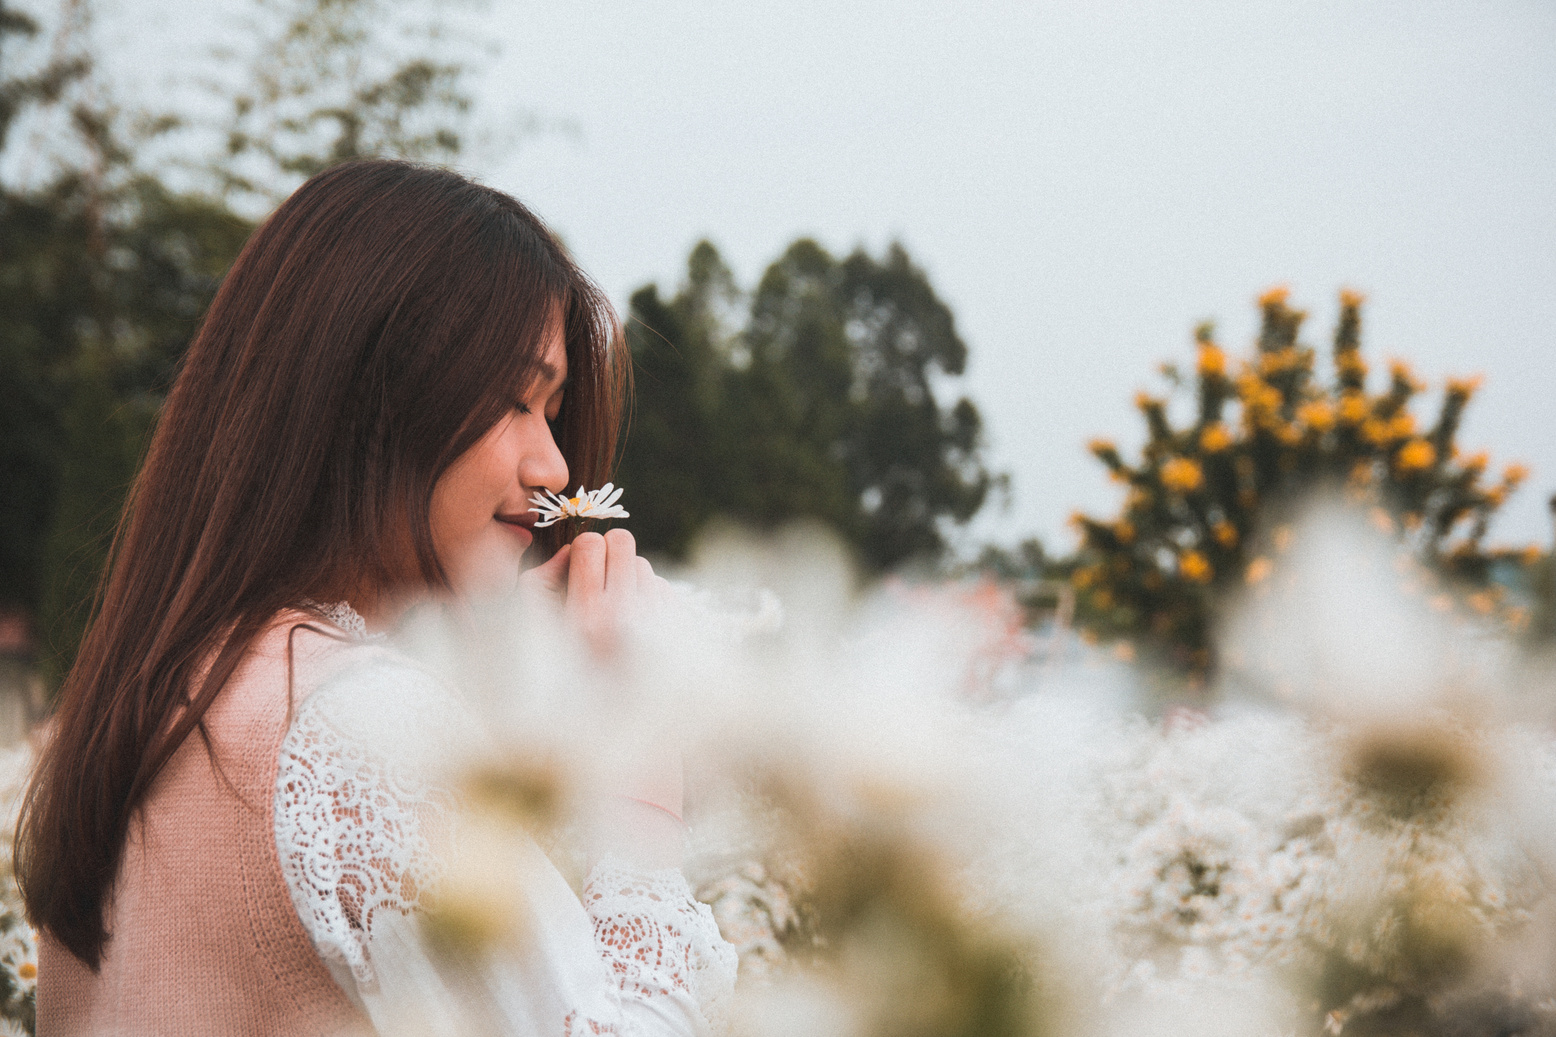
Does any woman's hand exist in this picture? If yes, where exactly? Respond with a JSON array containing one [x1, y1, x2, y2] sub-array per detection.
[[519, 528, 669, 637], [518, 528, 683, 836]]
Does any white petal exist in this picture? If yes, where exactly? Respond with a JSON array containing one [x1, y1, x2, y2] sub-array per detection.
[[601, 486, 624, 508]]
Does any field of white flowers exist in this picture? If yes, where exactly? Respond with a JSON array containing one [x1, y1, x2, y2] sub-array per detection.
[[5, 507, 1554, 1037], [0, 744, 36, 1035]]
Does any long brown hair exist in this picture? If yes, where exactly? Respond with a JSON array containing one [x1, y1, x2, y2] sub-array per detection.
[[15, 160, 627, 968]]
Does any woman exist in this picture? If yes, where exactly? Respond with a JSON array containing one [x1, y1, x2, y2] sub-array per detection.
[[16, 160, 737, 1035]]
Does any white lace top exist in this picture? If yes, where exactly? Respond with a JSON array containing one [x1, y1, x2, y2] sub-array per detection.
[[273, 606, 738, 1036]]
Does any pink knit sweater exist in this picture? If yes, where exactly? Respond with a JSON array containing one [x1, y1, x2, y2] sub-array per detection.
[[39, 615, 371, 1037]]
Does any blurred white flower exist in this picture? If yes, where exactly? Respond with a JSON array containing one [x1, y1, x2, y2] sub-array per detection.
[[528, 484, 627, 527]]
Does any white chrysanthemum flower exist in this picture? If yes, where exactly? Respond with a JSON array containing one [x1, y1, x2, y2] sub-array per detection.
[[528, 483, 629, 528]]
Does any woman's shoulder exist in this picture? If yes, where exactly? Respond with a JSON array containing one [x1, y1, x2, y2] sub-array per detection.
[[270, 607, 479, 779], [242, 605, 421, 694]]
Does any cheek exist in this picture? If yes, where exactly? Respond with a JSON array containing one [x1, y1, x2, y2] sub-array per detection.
[[430, 437, 516, 550]]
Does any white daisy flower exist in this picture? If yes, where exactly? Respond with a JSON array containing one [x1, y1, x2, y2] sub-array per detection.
[[528, 483, 629, 528]]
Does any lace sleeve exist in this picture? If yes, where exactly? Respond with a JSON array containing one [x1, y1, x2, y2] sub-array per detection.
[[274, 646, 739, 1036], [275, 677, 451, 991], [583, 857, 739, 1032]]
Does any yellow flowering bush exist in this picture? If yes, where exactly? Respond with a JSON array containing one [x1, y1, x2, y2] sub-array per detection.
[[1070, 289, 1537, 680], [1160, 458, 1205, 494]]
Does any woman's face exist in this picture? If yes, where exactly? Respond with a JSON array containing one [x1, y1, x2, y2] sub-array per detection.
[[428, 323, 570, 597]]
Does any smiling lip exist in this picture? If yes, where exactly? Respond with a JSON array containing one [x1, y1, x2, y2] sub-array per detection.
[[495, 513, 535, 545]]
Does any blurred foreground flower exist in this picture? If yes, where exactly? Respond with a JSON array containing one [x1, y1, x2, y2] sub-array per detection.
[[0, 746, 36, 1035], [724, 773, 1065, 1037], [243, 521, 1556, 1037], [529, 484, 629, 527]]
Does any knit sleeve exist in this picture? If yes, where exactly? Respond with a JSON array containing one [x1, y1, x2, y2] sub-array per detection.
[[273, 648, 737, 1036]]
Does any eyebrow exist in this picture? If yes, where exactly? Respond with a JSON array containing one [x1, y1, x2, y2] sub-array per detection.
[[535, 360, 568, 387]]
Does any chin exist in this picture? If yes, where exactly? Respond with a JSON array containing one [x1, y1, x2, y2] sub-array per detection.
[[450, 540, 526, 599]]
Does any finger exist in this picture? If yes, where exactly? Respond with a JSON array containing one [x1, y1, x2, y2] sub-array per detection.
[[521, 543, 572, 594], [566, 532, 607, 617], [634, 556, 656, 596], [602, 527, 637, 597]]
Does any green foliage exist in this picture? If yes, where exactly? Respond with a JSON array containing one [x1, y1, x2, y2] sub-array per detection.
[[216, 0, 474, 206], [0, 0, 475, 683], [1070, 288, 1536, 677], [617, 240, 996, 572]]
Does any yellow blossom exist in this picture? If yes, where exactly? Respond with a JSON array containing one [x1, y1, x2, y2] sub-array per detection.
[[1338, 392, 1369, 424], [1402, 511, 1423, 531], [1071, 566, 1096, 589], [1200, 423, 1234, 453], [1467, 590, 1498, 615], [1446, 375, 1484, 397], [1504, 463, 1530, 485], [1297, 400, 1336, 431], [1092, 589, 1115, 609], [1370, 507, 1396, 535], [1160, 457, 1205, 493], [1260, 348, 1303, 376], [1180, 551, 1212, 583], [1389, 412, 1417, 439], [1362, 418, 1392, 445], [1115, 520, 1136, 544], [1337, 352, 1368, 379], [1112, 641, 1137, 663], [1396, 439, 1437, 472], [1486, 486, 1507, 506], [1508, 607, 1531, 632], [1087, 437, 1116, 454], [1389, 359, 1425, 391], [1197, 343, 1227, 377], [1212, 521, 1238, 548], [1258, 285, 1290, 307], [1237, 374, 1282, 413], [1339, 288, 1366, 308], [18, 963, 35, 980], [1462, 451, 1489, 472], [1245, 557, 1274, 585]]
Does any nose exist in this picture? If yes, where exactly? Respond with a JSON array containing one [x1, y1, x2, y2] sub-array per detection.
[[519, 416, 570, 496]]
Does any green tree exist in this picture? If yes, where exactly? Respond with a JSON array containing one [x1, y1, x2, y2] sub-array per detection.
[[214, 0, 474, 208], [0, 0, 478, 682], [1069, 288, 1536, 679], [618, 239, 996, 572]]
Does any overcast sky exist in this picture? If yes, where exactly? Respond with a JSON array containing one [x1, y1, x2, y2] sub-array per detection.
[[110, 0, 1556, 554]]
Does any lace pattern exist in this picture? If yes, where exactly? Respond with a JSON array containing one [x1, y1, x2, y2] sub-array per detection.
[[273, 606, 739, 1031], [301, 599, 379, 641], [276, 685, 450, 987], [584, 857, 738, 1018]]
